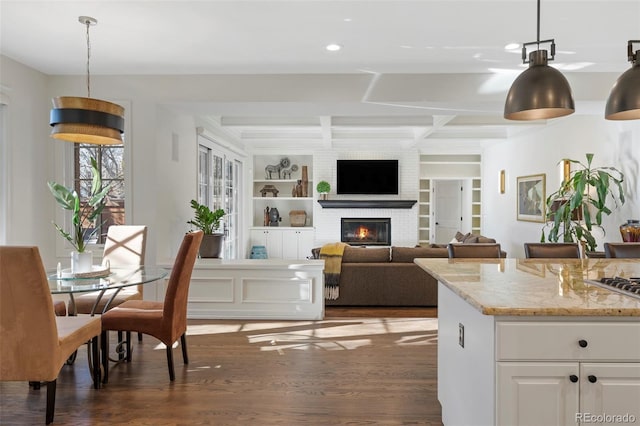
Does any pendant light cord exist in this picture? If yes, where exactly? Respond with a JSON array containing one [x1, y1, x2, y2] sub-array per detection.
[[84, 19, 92, 98], [536, 0, 540, 49]]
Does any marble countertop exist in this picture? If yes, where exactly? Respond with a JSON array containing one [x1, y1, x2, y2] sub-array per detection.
[[414, 258, 640, 316]]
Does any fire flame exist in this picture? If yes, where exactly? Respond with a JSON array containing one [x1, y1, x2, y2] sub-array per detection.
[[356, 226, 369, 239]]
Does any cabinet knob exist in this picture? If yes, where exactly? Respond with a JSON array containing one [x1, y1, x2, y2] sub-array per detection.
[[569, 375, 579, 383], [588, 375, 597, 383], [578, 339, 588, 348]]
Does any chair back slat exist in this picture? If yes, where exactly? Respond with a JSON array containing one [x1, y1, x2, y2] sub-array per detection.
[[0, 246, 59, 381], [103, 225, 147, 266], [604, 243, 640, 258], [162, 231, 203, 341], [524, 243, 580, 259], [448, 243, 502, 258]]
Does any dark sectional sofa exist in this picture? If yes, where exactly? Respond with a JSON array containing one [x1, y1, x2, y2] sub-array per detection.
[[313, 233, 505, 307]]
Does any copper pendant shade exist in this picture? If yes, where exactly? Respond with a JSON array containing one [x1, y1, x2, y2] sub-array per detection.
[[605, 41, 640, 120], [504, 0, 575, 121], [49, 16, 125, 145]]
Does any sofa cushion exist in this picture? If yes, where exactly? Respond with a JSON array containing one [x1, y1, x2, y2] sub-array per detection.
[[342, 246, 391, 263], [391, 246, 449, 262], [461, 233, 479, 243], [476, 236, 497, 243]]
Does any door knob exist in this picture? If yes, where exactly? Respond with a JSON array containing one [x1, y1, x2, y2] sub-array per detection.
[[578, 339, 588, 348], [569, 375, 579, 383], [588, 375, 597, 383]]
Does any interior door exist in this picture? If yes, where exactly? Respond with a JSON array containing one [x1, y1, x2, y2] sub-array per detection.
[[434, 180, 462, 244]]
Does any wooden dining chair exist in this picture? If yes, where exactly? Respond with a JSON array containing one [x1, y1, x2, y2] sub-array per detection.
[[604, 242, 640, 258], [447, 243, 503, 258], [524, 242, 580, 258], [0, 246, 102, 425], [73, 225, 148, 315], [101, 230, 203, 381]]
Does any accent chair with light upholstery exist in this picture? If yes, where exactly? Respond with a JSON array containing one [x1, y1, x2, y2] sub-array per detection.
[[524, 242, 581, 258], [604, 242, 640, 258], [100, 230, 203, 381], [72, 225, 148, 315], [0, 246, 102, 425], [448, 243, 503, 258]]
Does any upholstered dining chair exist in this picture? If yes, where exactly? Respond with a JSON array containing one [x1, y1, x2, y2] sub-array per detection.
[[101, 230, 203, 381], [72, 225, 148, 315], [448, 243, 503, 258], [0, 246, 102, 425], [524, 242, 581, 259], [604, 242, 640, 258]]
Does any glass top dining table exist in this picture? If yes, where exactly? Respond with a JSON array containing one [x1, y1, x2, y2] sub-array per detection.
[[48, 265, 169, 315]]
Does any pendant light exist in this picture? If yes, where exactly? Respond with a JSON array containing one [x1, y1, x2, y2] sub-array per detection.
[[605, 40, 640, 120], [504, 0, 575, 120], [49, 16, 124, 145]]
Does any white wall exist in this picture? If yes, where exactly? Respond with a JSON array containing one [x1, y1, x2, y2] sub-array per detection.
[[482, 115, 640, 258], [0, 56, 56, 265]]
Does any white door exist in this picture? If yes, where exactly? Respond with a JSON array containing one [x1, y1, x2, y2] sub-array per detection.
[[434, 180, 462, 244], [497, 362, 579, 426]]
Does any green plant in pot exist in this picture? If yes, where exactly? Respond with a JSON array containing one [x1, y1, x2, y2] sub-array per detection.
[[541, 153, 625, 254], [48, 157, 111, 272], [187, 199, 225, 258], [316, 180, 330, 200]]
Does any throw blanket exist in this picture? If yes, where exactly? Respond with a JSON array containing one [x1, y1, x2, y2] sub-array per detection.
[[320, 242, 348, 300]]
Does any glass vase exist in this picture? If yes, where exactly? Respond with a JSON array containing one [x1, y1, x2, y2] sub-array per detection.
[[71, 250, 93, 273], [619, 220, 640, 242]]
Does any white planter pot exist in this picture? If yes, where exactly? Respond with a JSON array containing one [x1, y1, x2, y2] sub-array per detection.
[[71, 250, 93, 273]]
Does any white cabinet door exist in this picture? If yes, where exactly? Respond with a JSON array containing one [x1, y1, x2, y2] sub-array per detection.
[[296, 229, 315, 259], [281, 229, 315, 259], [249, 229, 283, 258], [579, 363, 640, 424], [497, 362, 579, 426]]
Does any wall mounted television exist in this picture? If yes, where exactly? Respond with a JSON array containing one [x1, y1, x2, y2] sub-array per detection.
[[336, 159, 399, 195]]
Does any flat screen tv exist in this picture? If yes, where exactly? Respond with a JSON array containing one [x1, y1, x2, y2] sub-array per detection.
[[336, 159, 399, 195]]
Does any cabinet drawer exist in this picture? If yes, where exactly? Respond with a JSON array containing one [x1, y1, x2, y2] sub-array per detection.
[[496, 321, 640, 361]]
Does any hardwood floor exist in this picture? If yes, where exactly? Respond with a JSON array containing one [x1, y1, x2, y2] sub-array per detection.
[[0, 308, 442, 425]]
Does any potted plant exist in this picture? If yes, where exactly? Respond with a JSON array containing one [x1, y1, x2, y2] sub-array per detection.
[[316, 180, 331, 200], [541, 153, 625, 254], [187, 199, 225, 258], [48, 157, 111, 272]]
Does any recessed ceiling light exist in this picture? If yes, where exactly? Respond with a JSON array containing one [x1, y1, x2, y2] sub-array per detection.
[[343, 18, 352, 22], [504, 43, 520, 51], [326, 44, 342, 52]]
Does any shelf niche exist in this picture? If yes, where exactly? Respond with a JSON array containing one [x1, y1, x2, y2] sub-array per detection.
[[317, 200, 417, 209]]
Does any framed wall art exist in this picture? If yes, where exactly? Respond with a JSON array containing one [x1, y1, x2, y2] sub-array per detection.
[[517, 174, 546, 222]]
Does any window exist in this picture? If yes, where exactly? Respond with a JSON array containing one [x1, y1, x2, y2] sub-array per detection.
[[197, 133, 243, 259], [74, 143, 125, 244]]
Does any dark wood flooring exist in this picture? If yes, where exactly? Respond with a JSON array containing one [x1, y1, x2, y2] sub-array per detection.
[[0, 307, 442, 425]]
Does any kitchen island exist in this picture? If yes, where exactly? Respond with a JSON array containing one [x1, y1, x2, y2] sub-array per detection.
[[414, 258, 640, 426]]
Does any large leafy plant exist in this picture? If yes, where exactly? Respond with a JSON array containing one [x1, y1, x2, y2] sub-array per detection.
[[187, 199, 225, 234], [541, 153, 625, 252], [48, 157, 111, 252]]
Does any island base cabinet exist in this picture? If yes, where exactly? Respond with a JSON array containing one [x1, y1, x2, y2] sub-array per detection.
[[497, 362, 579, 426], [497, 362, 640, 426], [579, 363, 640, 425]]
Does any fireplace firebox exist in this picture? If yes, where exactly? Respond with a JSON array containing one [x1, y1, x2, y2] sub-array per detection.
[[341, 218, 391, 246]]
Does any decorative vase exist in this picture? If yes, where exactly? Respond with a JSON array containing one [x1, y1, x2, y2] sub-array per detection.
[[71, 250, 93, 273], [620, 219, 640, 242], [199, 234, 224, 258]]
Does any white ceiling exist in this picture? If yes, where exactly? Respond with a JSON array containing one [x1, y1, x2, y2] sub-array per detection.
[[1, 0, 638, 150]]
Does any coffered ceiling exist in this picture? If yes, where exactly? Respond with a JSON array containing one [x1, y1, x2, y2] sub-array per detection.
[[1, 0, 638, 151]]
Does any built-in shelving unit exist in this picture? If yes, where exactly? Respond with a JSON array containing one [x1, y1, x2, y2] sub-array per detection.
[[250, 154, 315, 259], [419, 154, 482, 245]]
